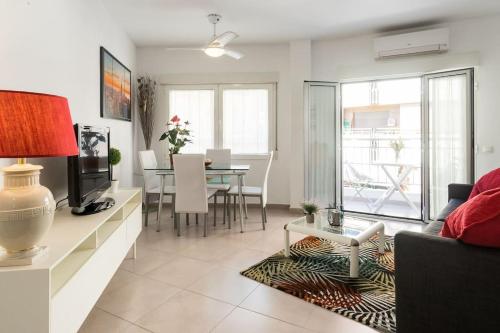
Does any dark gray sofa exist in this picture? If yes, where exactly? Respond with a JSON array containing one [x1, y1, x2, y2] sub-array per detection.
[[395, 183, 500, 333]]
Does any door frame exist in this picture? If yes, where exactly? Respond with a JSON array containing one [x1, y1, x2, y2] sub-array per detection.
[[338, 75, 424, 221], [304, 81, 339, 206], [422, 68, 475, 222]]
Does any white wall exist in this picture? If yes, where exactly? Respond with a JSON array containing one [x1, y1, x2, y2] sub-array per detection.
[[0, 0, 136, 200], [136, 44, 292, 204], [288, 41, 311, 208], [134, 14, 500, 209], [311, 15, 500, 179]]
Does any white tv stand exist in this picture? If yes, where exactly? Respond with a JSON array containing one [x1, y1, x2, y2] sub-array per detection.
[[0, 188, 142, 333]]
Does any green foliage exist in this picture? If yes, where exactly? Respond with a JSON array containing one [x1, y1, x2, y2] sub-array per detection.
[[301, 202, 319, 215], [159, 115, 192, 154], [81, 131, 106, 156], [390, 138, 405, 153], [109, 147, 121, 166]]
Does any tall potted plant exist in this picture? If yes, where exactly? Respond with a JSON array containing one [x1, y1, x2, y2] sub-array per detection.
[[137, 76, 156, 150], [109, 147, 121, 193], [159, 115, 192, 167]]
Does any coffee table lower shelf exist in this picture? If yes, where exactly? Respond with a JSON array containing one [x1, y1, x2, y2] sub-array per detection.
[[283, 218, 385, 278]]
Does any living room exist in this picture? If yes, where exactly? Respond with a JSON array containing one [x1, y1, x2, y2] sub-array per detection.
[[1, 1, 499, 332]]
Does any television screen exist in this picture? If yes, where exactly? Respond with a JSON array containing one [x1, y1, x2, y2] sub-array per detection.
[[79, 127, 109, 173], [68, 124, 111, 210]]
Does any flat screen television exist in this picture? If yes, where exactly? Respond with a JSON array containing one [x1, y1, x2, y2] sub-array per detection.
[[67, 124, 115, 215]]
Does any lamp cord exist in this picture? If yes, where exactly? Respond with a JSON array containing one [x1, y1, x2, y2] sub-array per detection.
[[56, 196, 69, 210]]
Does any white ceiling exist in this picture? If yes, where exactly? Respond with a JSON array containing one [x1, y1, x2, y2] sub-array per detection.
[[102, 0, 500, 47]]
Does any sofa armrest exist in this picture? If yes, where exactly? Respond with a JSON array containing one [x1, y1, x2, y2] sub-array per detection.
[[395, 231, 500, 333], [448, 183, 473, 201]]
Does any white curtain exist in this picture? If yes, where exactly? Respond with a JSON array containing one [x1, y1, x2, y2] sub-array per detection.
[[429, 74, 468, 218], [306, 84, 336, 207], [168, 89, 215, 153], [222, 89, 269, 154]]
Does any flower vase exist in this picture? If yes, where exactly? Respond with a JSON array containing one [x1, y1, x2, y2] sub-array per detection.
[[169, 153, 174, 169], [306, 214, 314, 224]]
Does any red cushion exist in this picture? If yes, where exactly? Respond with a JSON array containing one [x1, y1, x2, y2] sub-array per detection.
[[469, 168, 500, 199], [441, 187, 500, 248]]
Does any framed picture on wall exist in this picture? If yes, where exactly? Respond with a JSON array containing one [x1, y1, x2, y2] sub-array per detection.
[[100, 46, 132, 121]]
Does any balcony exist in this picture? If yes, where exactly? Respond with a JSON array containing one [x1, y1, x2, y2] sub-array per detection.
[[342, 128, 421, 219]]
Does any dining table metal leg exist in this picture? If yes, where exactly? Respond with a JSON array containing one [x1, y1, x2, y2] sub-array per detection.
[[223, 194, 226, 225], [259, 195, 265, 230], [157, 174, 165, 232], [233, 195, 236, 221], [177, 213, 181, 237], [238, 174, 244, 233], [242, 176, 248, 219], [214, 195, 217, 226], [144, 193, 149, 227], [243, 197, 248, 219]]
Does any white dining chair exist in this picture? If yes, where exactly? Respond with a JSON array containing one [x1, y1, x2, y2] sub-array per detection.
[[206, 149, 231, 225], [173, 154, 217, 237], [139, 150, 176, 227], [228, 151, 273, 230]]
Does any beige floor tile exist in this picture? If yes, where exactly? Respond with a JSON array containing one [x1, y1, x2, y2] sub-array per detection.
[[78, 308, 150, 333], [80, 207, 420, 333], [96, 275, 181, 322], [303, 306, 377, 333], [122, 324, 152, 333], [245, 229, 291, 255], [217, 248, 269, 270], [180, 241, 242, 262], [187, 266, 259, 305], [103, 269, 142, 295], [213, 308, 311, 333], [240, 285, 316, 328], [144, 233, 202, 253], [146, 256, 217, 288], [120, 247, 176, 275], [135, 290, 234, 333]]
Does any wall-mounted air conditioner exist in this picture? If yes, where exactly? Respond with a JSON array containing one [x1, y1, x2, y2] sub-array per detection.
[[374, 28, 449, 59]]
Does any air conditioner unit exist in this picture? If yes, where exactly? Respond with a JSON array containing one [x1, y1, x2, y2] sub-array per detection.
[[374, 28, 449, 59]]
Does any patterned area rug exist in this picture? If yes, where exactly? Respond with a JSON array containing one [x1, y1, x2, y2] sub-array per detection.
[[241, 235, 396, 333]]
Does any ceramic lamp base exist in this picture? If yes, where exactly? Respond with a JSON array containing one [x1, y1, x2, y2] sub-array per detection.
[[0, 163, 55, 266], [0, 246, 48, 267]]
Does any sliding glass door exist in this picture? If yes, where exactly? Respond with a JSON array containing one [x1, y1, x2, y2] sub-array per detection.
[[304, 82, 337, 207], [304, 70, 474, 221], [423, 69, 474, 220], [341, 78, 422, 219]]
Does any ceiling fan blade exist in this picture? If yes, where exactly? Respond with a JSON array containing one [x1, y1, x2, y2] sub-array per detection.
[[208, 31, 238, 47], [224, 49, 244, 60], [164, 47, 204, 51]]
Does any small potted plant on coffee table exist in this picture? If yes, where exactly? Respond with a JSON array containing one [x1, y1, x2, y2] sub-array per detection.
[[109, 147, 121, 193], [302, 202, 319, 223]]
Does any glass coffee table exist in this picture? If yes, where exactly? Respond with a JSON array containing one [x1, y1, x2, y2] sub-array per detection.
[[284, 214, 385, 277]]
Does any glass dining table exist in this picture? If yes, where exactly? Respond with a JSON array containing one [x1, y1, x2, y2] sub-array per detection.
[[144, 163, 250, 233]]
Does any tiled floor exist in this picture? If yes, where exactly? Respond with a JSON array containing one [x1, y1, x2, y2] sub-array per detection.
[[79, 205, 423, 333]]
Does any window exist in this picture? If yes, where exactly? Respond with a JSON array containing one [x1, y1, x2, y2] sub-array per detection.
[[168, 87, 215, 154], [166, 83, 275, 155]]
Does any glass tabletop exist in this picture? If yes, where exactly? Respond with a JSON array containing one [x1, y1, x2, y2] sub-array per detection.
[[289, 213, 379, 238], [144, 163, 250, 171]]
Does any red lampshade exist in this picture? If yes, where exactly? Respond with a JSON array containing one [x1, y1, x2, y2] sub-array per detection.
[[0, 91, 79, 158]]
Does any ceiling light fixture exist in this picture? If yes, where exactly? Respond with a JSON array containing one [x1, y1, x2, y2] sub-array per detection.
[[204, 47, 225, 57]]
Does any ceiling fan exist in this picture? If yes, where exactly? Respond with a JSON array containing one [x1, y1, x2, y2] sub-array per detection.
[[165, 13, 244, 59]]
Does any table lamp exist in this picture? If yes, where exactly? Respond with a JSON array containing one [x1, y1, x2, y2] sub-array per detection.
[[0, 90, 78, 265]]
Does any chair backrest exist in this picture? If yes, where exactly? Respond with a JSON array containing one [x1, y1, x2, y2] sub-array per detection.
[[206, 149, 231, 166], [139, 150, 160, 192], [173, 154, 209, 214], [261, 151, 274, 206]]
